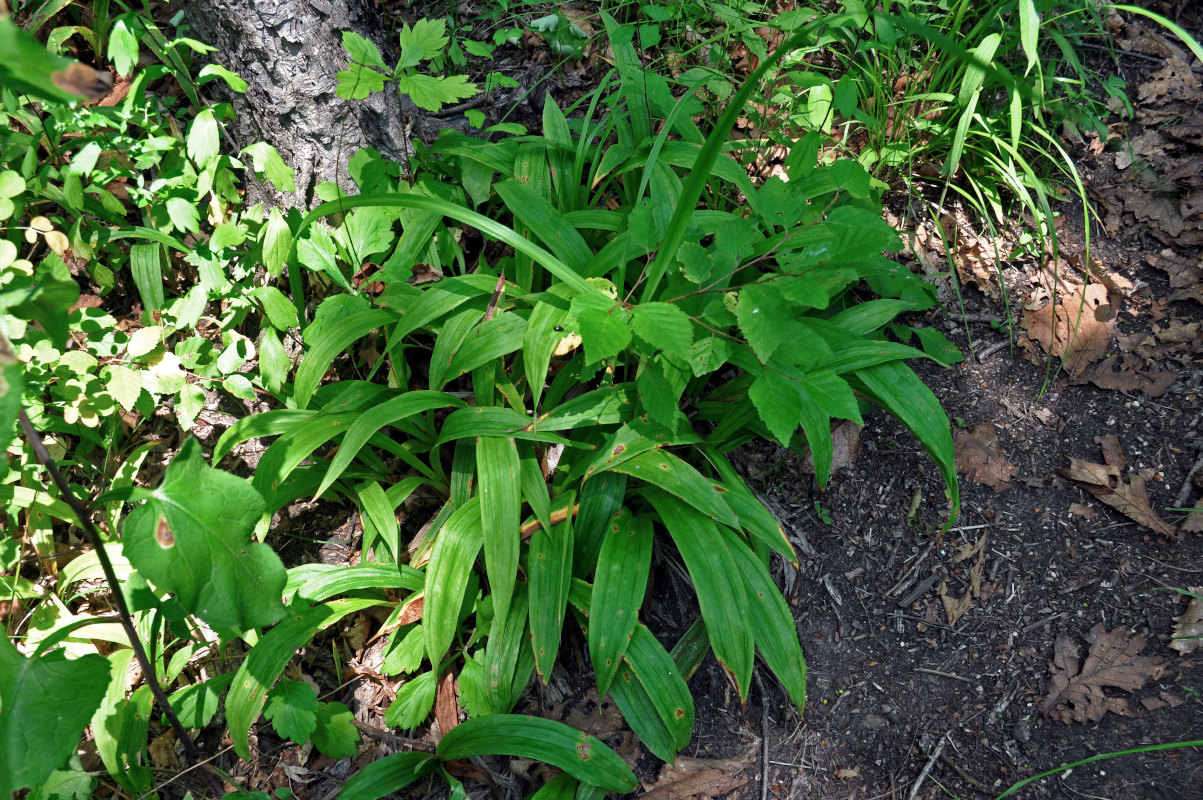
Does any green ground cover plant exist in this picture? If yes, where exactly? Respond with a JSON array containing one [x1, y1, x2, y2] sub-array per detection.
[[7, 1, 1196, 797]]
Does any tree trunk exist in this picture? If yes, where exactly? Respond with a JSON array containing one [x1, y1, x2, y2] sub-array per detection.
[[179, 0, 410, 208]]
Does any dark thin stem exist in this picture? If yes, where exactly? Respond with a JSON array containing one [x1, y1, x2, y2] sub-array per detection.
[[17, 410, 225, 799]]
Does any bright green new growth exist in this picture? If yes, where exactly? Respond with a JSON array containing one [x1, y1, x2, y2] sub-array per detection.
[[337, 22, 477, 112]]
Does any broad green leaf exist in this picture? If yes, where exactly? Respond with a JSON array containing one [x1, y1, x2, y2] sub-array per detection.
[[168, 672, 235, 729], [129, 244, 165, 313], [538, 385, 638, 430], [424, 498, 483, 666], [312, 702, 359, 758], [226, 598, 380, 759], [397, 18, 451, 68], [436, 406, 573, 446], [737, 282, 788, 363], [524, 294, 572, 410], [495, 179, 593, 271], [624, 623, 694, 751], [796, 383, 832, 486], [528, 497, 573, 681], [589, 510, 651, 696], [609, 659, 676, 763], [445, 311, 527, 384], [284, 563, 423, 603], [186, 109, 219, 167], [383, 671, 437, 729], [166, 197, 200, 235], [396, 72, 477, 112], [342, 31, 387, 70], [264, 680, 319, 743], [436, 716, 637, 793], [108, 18, 138, 76], [0, 341, 24, 455], [336, 65, 388, 99], [257, 328, 289, 393], [636, 358, 685, 428], [0, 636, 109, 798], [611, 450, 737, 528], [749, 368, 800, 446], [248, 286, 300, 330], [241, 142, 297, 194], [477, 437, 521, 625], [727, 541, 806, 712], [262, 207, 293, 278], [630, 302, 693, 361], [705, 453, 796, 562], [251, 411, 359, 506], [478, 585, 534, 715], [644, 490, 753, 700], [338, 752, 435, 800], [123, 439, 285, 630], [800, 371, 861, 424], [572, 292, 630, 365]]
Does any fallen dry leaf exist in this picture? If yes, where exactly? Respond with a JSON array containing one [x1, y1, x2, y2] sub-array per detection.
[[1039, 623, 1166, 724], [1068, 354, 1176, 398], [940, 533, 987, 627], [835, 767, 861, 779], [1182, 499, 1203, 534], [1061, 435, 1178, 537], [1020, 283, 1116, 377], [1170, 588, 1203, 654], [642, 742, 757, 800], [1147, 251, 1203, 306], [435, 669, 460, 738], [1068, 502, 1097, 520], [953, 423, 1016, 491]]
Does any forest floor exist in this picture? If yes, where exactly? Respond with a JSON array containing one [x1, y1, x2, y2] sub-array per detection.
[[214, 4, 1203, 800]]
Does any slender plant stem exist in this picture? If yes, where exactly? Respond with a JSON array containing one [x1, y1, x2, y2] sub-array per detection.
[[17, 410, 225, 798]]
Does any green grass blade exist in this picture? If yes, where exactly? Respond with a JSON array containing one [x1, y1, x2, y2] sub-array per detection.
[[294, 309, 393, 409], [477, 436, 521, 626], [589, 509, 651, 697], [612, 450, 738, 529], [528, 493, 574, 681], [338, 751, 435, 800], [494, 179, 594, 271], [284, 563, 423, 603], [624, 623, 694, 751], [226, 599, 380, 760], [436, 715, 637, 793], [644, 489, 753, 700], [423, 497, 484, 666]]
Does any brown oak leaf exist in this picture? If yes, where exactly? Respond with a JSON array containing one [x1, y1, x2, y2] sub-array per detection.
[[1061, 435, 1178, 537], [643, 742, 757, 800], [953, 423, 1016, 491], [1039, 623, 1165, 724]]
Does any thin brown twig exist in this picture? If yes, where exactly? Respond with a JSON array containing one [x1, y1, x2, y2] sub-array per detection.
[[17, 409, 225, 798]]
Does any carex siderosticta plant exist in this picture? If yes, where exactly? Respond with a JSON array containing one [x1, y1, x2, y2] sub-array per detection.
[[2, 10, 965, 800], [207, 12, 964, 794]]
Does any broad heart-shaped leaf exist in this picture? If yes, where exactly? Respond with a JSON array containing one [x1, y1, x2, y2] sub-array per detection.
[[123, 438, 286, 631], [437, 715, 637, 793], [0, 635, 110, 798]]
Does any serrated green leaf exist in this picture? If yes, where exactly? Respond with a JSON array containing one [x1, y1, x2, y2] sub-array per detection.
[[573, 296, 630, 365], [395, 72, 478, 112], [342, 31, 387, 70], [383, 671, 437, 729], [589, 510, 651, 697], [108, 18, 138, 76], [123, 439, 285, 630], [241, 142, 296, 194], [397, 18, 450, 68], [436, 716, 637, 793], [636, 359, 682, 428], [630, 302, 693, 360], [687, 335, 731, 377], [738, 282, 788, 363], [175, 382, 206, 429], [312, 702, 359, 758], [800, 371, 861, 424], [187, 109, 219, 167], [336, 65, 388, 100], [0, 637, 109, 798], [264, 680, 319, 743], [262, 207, 293, 278], [226, 599, 380, 760]]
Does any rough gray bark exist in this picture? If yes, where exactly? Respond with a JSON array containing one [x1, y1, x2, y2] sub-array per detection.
[[179, 0, 410, 208]]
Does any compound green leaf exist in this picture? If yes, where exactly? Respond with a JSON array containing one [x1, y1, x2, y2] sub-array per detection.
[[242, 142, 296, 193], [227, 598, 380, 760], [383, 671, 436, 729], [589, 509, 650, 697], [0, 636, 109, 798], [124, 439, 285, 630], [437, 715, 637, 793]]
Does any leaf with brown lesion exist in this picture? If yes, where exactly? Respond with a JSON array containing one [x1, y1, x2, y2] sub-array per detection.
[[1061, 435, 1178, 537], [1039, 623, 1166, 724]]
